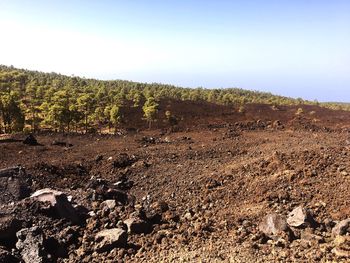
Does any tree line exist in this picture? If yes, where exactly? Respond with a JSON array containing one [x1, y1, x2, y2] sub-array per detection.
[[0, 65, 348, 133]]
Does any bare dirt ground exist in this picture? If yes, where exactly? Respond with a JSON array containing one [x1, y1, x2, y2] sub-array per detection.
[[1, 104, 350, 262]]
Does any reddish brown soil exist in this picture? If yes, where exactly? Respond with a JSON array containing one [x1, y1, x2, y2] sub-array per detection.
[[1, 103, 350, 262]]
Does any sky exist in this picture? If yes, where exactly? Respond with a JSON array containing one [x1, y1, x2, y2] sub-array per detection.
[[0, 0, 349, 102]]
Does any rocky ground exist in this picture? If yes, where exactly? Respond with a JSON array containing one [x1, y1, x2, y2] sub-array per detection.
[[0, 113, 350, 262]]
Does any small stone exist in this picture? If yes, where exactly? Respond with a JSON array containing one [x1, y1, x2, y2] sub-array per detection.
[[95, 228, 127, 253], [124, 217, 151, 234], [259, 213, 289, 238], [341, 171, 348, 176], [332, 247, 350, 258], [332, 235, 350, 258], [333, 235, 349, 246], [332, 219, 350, 237], [301, 230, 323, 243], [101, 200, 117, 210], [287, 206, 312, 227]]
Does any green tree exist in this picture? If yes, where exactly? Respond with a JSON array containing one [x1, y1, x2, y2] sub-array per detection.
[[142, 97, 159, 129], [77, 93, 95, 133], [110, 105, 121, 133], [46, 89, 72, 132], [0, 93, 25, 132], [25, 79, 42, 131]]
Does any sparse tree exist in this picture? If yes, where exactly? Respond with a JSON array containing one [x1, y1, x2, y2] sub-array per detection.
[[142, 97, 159, 129], [110, 105, 121, 133]]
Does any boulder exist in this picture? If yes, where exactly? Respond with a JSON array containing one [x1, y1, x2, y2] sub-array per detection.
[[124, 217, 151, 234], [30, 188, 80, 224], [287, 206, 312, 227], [332, 219, 350, 237], [16, 227, 46, 263], [259, 213, 289, 238], [94, 228, 127, 253]]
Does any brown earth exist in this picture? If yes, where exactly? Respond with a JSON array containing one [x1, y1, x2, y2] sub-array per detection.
[[1, 102, 350, 262]]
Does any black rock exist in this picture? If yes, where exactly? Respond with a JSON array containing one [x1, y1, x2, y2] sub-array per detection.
[[23, 135, 38, 146]]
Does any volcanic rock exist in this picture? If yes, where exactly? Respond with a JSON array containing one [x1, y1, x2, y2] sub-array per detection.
[[287, 206, 312, 227], [124, 217, 151, 234], [23, 134, 38, 145], [30, 188, 80, 224], [259, 213, 289, 238], [0, 215, 23, 247], [0, 166, 30, 204], [0, 247, 18, 263], [332, 235, 350, 258], [332, 219, 350, 237], [101, 199, 117, 210], [94, 228, 127, 253], [16, 227, 46, 263]]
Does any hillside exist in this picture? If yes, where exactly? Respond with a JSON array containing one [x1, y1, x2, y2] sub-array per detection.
[[1, 65, 348, 134]]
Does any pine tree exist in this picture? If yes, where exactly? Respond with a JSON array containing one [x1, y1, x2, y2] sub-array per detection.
[[142, 97, 159, 129], [110, 105, 121, 133]]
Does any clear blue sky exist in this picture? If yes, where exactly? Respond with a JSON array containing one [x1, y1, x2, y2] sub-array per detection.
[[0, 0, 349, 102]]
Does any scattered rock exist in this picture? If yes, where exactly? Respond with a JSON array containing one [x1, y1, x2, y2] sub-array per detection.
[[95, 154, 103, 162], [124, 217, 151, 234], [113, 153, 137, 168], [140, 136, 156, 144], [259, 213, 289, 238], [300, 229, 323, 243], [101, 199, 117, 210], [332, 219, 350, 237], [332, 235, 350, 258], [94, 228, 127, 253], [287, 206, 312, 227]]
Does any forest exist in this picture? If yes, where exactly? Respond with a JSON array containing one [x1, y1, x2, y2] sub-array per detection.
[[0, 65, 349, 133]]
